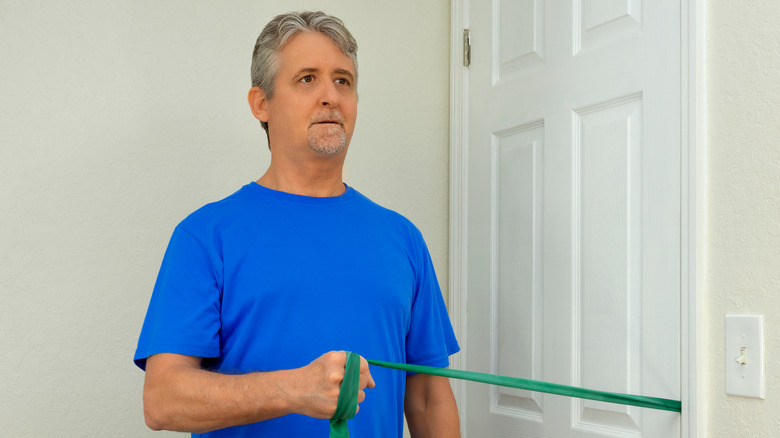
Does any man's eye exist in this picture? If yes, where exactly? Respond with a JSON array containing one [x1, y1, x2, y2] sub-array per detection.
[[301, 75, 314, 83], [336, 78, 350, 86]]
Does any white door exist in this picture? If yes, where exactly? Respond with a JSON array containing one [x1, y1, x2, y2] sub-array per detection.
[[463, 0, 682, 436]]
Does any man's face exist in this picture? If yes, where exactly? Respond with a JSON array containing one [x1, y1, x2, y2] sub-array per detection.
[[261, 31, 357, 157]]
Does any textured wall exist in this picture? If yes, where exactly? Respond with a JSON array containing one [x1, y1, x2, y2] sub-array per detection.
[[706, 0, 780, 436], [0, 1, 449, 435]]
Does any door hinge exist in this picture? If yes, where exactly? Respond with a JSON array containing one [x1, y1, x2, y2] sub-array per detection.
[[463, 29, 471, 67]]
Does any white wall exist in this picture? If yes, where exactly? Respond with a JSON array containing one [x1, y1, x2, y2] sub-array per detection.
[[0, 1, 450, 435], [705, 1, 780, 436]]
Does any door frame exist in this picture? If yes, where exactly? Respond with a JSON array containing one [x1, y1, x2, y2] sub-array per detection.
[[447, 1, 707, 436]]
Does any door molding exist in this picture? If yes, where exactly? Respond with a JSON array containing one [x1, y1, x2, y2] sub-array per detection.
[[448, 0, 468, 433], [680, 1, 707, 437], [447, 1, 706, 436]]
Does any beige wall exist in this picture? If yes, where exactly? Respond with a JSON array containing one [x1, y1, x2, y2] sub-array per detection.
[[705, 0, 780, 436], [0, 1, 449, 435]]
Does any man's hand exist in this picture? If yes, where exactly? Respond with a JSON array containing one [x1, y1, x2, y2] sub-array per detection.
[[287, 351, 376, 419]]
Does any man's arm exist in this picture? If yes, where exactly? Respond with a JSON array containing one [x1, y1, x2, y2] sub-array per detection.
[[404, 374, 460, 438], [142, 351, 374, 433]]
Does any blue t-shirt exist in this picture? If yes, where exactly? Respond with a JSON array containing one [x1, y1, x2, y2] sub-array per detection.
[[134, 182, 460, 437]]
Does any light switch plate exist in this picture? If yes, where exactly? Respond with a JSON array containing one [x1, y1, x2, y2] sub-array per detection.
[[725, 314, 765, 398]]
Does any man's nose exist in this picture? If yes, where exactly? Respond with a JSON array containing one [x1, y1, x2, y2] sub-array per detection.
[[319, 81, 340, 107]]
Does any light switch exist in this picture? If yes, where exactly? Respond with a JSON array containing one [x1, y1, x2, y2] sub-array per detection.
[[725, 314, 765, 399]]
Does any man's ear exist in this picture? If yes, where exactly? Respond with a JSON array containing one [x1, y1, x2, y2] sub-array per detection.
[[248, 86, 270, 123]]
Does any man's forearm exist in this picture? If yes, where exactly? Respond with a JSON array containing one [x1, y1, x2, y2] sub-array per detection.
[[143, 354, 301, 432], [405, 374, 460, 438], [406, 401, 460, 438], [142, 351, 373, 433]]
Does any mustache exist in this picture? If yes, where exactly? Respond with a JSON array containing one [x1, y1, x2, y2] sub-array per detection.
[[309, 111, 345, 125]]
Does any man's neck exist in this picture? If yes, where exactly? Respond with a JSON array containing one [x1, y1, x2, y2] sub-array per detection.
[[256, 159, 346, 198]]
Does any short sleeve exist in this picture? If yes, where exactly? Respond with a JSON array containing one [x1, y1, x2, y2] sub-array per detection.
[[404, 234, 460, 368], [134, 226, 223, 370]]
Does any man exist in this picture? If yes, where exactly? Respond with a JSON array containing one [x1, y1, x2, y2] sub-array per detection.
[[134, 11, 460, 437]]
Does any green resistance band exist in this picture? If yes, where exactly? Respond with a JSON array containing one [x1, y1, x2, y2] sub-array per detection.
[[331, 353, 681, 437], [367, 359, 682, 413], [329, 351, 361, 438]]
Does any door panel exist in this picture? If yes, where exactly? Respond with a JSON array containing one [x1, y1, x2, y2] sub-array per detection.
[[464, 0, 681, 436], [493, 122, 545, 420]]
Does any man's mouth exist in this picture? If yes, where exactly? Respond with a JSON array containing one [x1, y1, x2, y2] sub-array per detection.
[[310, 112, 345, 127]]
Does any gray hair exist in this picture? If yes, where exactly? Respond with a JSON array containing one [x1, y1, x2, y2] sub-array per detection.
[[251, 11, 358, 137]]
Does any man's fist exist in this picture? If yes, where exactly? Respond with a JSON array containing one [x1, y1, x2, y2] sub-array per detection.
[[288, 351, 375, 419]]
